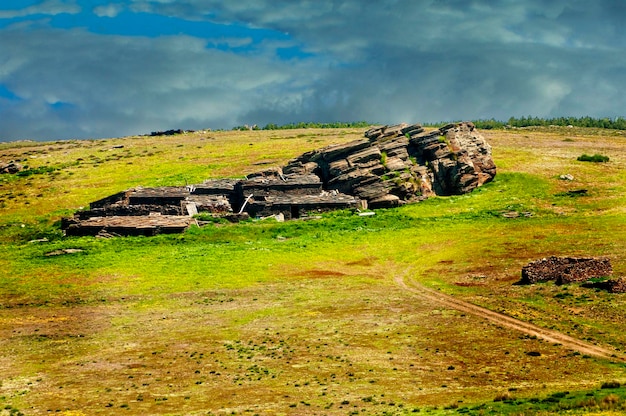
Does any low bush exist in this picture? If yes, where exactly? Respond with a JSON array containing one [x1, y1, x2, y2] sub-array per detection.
[[15, 166, 57, 177], [577, 153, 610, 162]]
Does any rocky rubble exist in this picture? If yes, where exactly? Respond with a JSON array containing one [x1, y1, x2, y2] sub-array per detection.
[[602, 277, 626, 293], [0, 161, 24, 174], [582, 276, 626, 293], [520, 256, 613, 284]]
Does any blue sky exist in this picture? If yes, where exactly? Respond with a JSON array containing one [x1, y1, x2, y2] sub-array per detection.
[[1, 0, 625, 141]]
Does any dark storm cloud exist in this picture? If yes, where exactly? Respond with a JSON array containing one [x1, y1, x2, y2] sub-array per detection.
[[1, 0, 625, 140], [0, 22, 317, 140]]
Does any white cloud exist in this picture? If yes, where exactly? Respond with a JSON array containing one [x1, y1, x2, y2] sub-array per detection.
[[0, 0, 80, 18], [93, 3, 125, 18]]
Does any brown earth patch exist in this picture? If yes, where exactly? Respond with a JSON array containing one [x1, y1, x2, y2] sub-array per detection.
[[454, 281, 486, 287], [0, 305, 116, 339], [346, 257, 378, 266], [301, 269, 347, 278]]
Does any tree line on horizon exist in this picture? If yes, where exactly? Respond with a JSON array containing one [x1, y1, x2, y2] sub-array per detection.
[[232, 116, 626, 131], [232, 121, 372, 131], [469, 116, 626, 130]]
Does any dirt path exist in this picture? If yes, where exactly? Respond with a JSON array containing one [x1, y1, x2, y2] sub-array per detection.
[[395, 274, 624, 362]]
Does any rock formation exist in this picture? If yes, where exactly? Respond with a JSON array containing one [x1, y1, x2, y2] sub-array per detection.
[[0, 161, 24, 174], [602, 277, 626, 293], [520, 256, 613, 285], [281, 121, 496, 208], [62, 122, 497, 236]]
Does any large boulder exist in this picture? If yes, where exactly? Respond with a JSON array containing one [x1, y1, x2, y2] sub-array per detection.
[[281, 121, 496, 207]]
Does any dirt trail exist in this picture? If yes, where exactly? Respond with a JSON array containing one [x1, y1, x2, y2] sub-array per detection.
[[395, 274, 625, 362]]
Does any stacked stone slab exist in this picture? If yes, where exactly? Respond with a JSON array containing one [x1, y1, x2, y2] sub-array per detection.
[[281, 121, 496, 208], [235, 174, 359, 219], [187, 179, 239, 214], [64, 184, 234, 236], [520, 256, 613, 284], [63, 215, 193, 237]]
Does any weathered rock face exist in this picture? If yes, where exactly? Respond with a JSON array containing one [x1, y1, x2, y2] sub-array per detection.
[[280, 121, 496, 208], [520, 256, 613, 284]]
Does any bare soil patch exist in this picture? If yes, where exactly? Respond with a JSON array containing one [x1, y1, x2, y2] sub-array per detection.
[[300, 269, 347, 278]]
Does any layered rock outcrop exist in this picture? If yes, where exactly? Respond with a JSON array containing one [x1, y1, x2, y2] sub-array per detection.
[[276, 121, 496, 208], [62, 122, 496, 236]]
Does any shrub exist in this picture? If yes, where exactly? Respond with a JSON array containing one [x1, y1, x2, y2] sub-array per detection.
[[494, 392, 513, 402], [15, 166, 57, 177], [577, 154, 610, 162], [601, 393, 620, 407], [601, 381, 621, 389]]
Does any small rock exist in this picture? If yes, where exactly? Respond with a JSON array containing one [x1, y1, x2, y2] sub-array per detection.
[[45, 248, 84, 256], [28, 238, 49, 243], [559, 174, 574, 181], [357, 211, 376, 217], [502, 211, 519, 218]]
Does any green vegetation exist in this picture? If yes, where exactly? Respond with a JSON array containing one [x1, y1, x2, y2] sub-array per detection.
[[234, 121, 372, 130], [502, 115, 626, 130], [380, 150, 388, 167], [577, 153, 610, 163], [455, 384, 626, 415], [0, 126, 625, 415]]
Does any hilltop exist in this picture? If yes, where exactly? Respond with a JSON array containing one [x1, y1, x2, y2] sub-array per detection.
[[0, 125, 625, 415]]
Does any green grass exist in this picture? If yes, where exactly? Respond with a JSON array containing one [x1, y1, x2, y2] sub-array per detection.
[[450, 384, 626, 415], [1, 127, 626, 415]]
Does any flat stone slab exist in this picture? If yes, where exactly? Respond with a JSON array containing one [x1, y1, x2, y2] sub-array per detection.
[[65, 215, 195, 236]]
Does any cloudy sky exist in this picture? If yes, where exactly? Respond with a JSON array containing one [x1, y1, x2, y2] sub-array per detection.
[[1, 0, 625, 141]]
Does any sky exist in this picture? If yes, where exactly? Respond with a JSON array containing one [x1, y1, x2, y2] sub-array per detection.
[[1, 0, 625, 141]]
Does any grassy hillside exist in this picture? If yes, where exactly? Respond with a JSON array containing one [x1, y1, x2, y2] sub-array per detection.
[[1, 126, 625, 415]]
